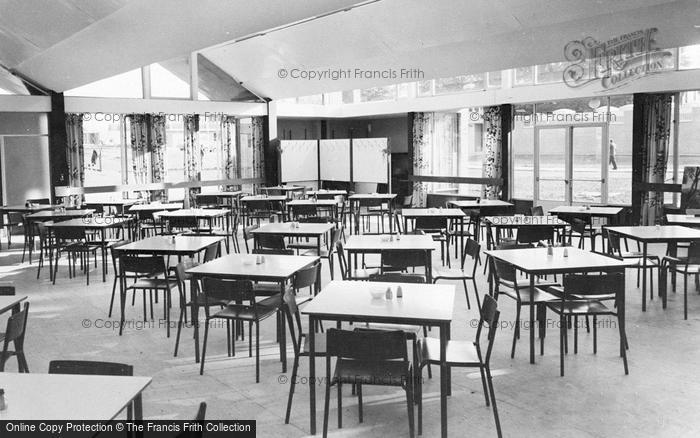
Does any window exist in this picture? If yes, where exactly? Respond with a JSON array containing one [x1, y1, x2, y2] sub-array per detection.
[[535, 62, 568, 84], [487, 71, 502, 88], [296, 94, 324, 105], [434, 75, 485, 94], [196, 53, 260, 102], [607, 95, 633, 205], [514, 66, 534, 86], [511, 104, 535, 200], [359, 86, 396, 102], [65, 69, 142, 98], [679, 44, 700, 70], [150, 56, 190, 99], [165, 118, 186, 200], [82, 116, 125, 201], [200, 117, 224, 185]]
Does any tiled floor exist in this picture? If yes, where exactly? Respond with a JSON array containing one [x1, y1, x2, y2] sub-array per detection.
[[1, 236, 699, 437]]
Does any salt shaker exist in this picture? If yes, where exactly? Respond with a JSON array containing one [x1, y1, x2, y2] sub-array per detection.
[[547, 243, 553, 256], [385, 287, 393, 299], [396, 285, 403, 298], [563, 248, 569, 257], [0, 388, 6, 411], [171, 235, 176, 244]]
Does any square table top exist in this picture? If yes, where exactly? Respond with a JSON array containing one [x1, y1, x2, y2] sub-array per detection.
[[45, 216, 132, 229], [402, 208, 466, 218], [262, 185, 305, 192], [26, 209, 95, 220], [252, 222, 334, 236], [606, 225, 700, 242], [349, 193, 397, 200], [548, 205, 623, 217], [159, 208, 229, 218], [1, 204, 57, 213], [129, 203, 183, 212], [198, 191, 243, 198], [85, 199, 139, 207], [449, 199, 513, 208], [484, 246, 629, 274], [287, 199, 339, 207], [241, 195, 288, 202], [483, 215, 568, 227], [0, 372, 151, 421], [666, 214, 700, 226], [118, 235, 223, 255], [302, 280, 455, 325], [344, 234, 436, 251], [0, 295, 26, 314], [187, 253, 319, 281], [306, 189, 347, 196]]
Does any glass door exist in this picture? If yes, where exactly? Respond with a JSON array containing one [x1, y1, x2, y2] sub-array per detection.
[[534, 124, 607, 209], [535, 126, 568, 211]]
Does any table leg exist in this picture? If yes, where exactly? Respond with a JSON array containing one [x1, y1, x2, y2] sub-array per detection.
[[439, 322, 449, 438], [642, 242, 648, 312], [426, 250, 433, 283], [389, 200, 394, 234], [279, 281, 287, 373], [460, 217, 465, 266], [133, 393, 143, 420], [309, 315, 317, 435], [101, 229, 107, 282], [529, 275, 535, 364]]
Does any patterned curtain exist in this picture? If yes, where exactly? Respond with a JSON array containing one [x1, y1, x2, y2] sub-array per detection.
[[184, 115, 201, 207], [411, 112, 429, 207], [221, 116, 239, 189], [65, 114, 85, 188], [482, 106, 503, 199], [250, 116, 265, 179], [127, 114, 167, 202], [639, 94, 672, 225]]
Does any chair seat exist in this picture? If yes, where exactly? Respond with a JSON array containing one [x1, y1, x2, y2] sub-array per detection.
[[334, 359, 410, 386], [211, 301, 278, 321], [432, 267, 471, 280], [547, 300, 611, 314], [347, 268, 381, 280], [300, 332, 327, 355], [127, 278, 179, 290], [498, 284, 560, 304], [420, 336, 480, 366]]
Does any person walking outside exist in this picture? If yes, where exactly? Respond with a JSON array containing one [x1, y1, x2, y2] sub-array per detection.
[[609, 138, 618, 170]]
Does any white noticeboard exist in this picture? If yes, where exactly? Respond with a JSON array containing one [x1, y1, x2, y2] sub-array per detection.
[[319, 139, 350, 181], [352, 138, 389, 183], [280, 140, 318, 182]]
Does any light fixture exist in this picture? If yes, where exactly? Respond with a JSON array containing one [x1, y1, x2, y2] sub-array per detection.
[[588, 98, 601, 109]]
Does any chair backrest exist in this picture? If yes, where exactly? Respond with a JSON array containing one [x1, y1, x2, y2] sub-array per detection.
[[293, 261, 321, 291], [399, 195, 413, 208], [475, 294, 500, 364], [283, 290, 304, 355], [562, 273, 624, 301], [571, 218, 588, 234], [169, 216, 198, 230], [52, 226, 86, 241], [335, 241, 348, 280], [326, 328, 408, 362], [605, 229, 622, 255], [687, 241, 700, 265], [202, 243, 219, 263], [109, 239, 132, 271], [380, 249, 428, 271], [0, 283, 15, 296], [530, 206, 544, 216], [415, 216, 447, 231], [491, 257, 517, 283], [517, 226, 554, 244], [245, 199, 271, 212], [119, 254, 167, 276], [201, 277, 255, 305], [358, 197, 384, 208], [369, 273, 425, 283], [256, 234, 286, 250], [28, 198, 51, 205], [2, 302, 29, 347], [461, 238, 481, 271], [299, 216, 335, 223], [197, 195, 219, 207], [252, 248, 294, 255], [48, 360, 133, 376], [291, 204, 317, 218]]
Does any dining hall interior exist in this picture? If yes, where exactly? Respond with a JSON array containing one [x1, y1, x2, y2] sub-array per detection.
[[1, 0, 700, 437]]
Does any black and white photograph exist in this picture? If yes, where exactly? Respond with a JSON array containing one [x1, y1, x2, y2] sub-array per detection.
[[0, 1, 699, 437]]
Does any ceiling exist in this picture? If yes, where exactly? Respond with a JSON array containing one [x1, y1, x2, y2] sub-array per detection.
[[2, 0, 699, 99]]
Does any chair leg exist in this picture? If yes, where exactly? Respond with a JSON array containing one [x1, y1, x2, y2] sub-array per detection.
[[462, 279, 471, 310], [255, 322, 260, 383], [511, 304, 521, 358], [322, 380, 331, 438], [406, 376, 415, 438], [618, 316, 629, 375], [486, 367, 503, 438], [285, 356, 300, 424], [479, 365, 490, 406], [199, 319, 210, 375], [593, 315, 597, 354], [174, 308, 184, 357]]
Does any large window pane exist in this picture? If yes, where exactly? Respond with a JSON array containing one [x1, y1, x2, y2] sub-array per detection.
[[151, 56, 190, 99], [82, 117, 124, 201], [512, 104, 534, 199], [200, 117, 223, 189], [165, 118, 186, 200], [434, 75, 485, 94], [679, 45, 700, 70], [535, 62, 567, 84], [65, 69, 142, 98], [359, 86, 396, 102], [607, 95, 633, 204], [514, 66, 534, 86]]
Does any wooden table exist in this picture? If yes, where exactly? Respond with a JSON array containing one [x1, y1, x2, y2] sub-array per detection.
[[402, 208, 467, 264], [606, 225, 700, 311], [187, 253, 319, 366], [344, 234, 436, 281], [348, 193, 397, 234], [46, 216, 134, 282], [0, 372, 151, 420], [26, 209, 95, 222], [302, 280, 455, 437], [159, 208, 230, 232], [484, 246, 628, 368], [666, 214, 700, 227], [286, 199, 338, 219], [251, 222, 334, 255], [0, 295, 26, 316]]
